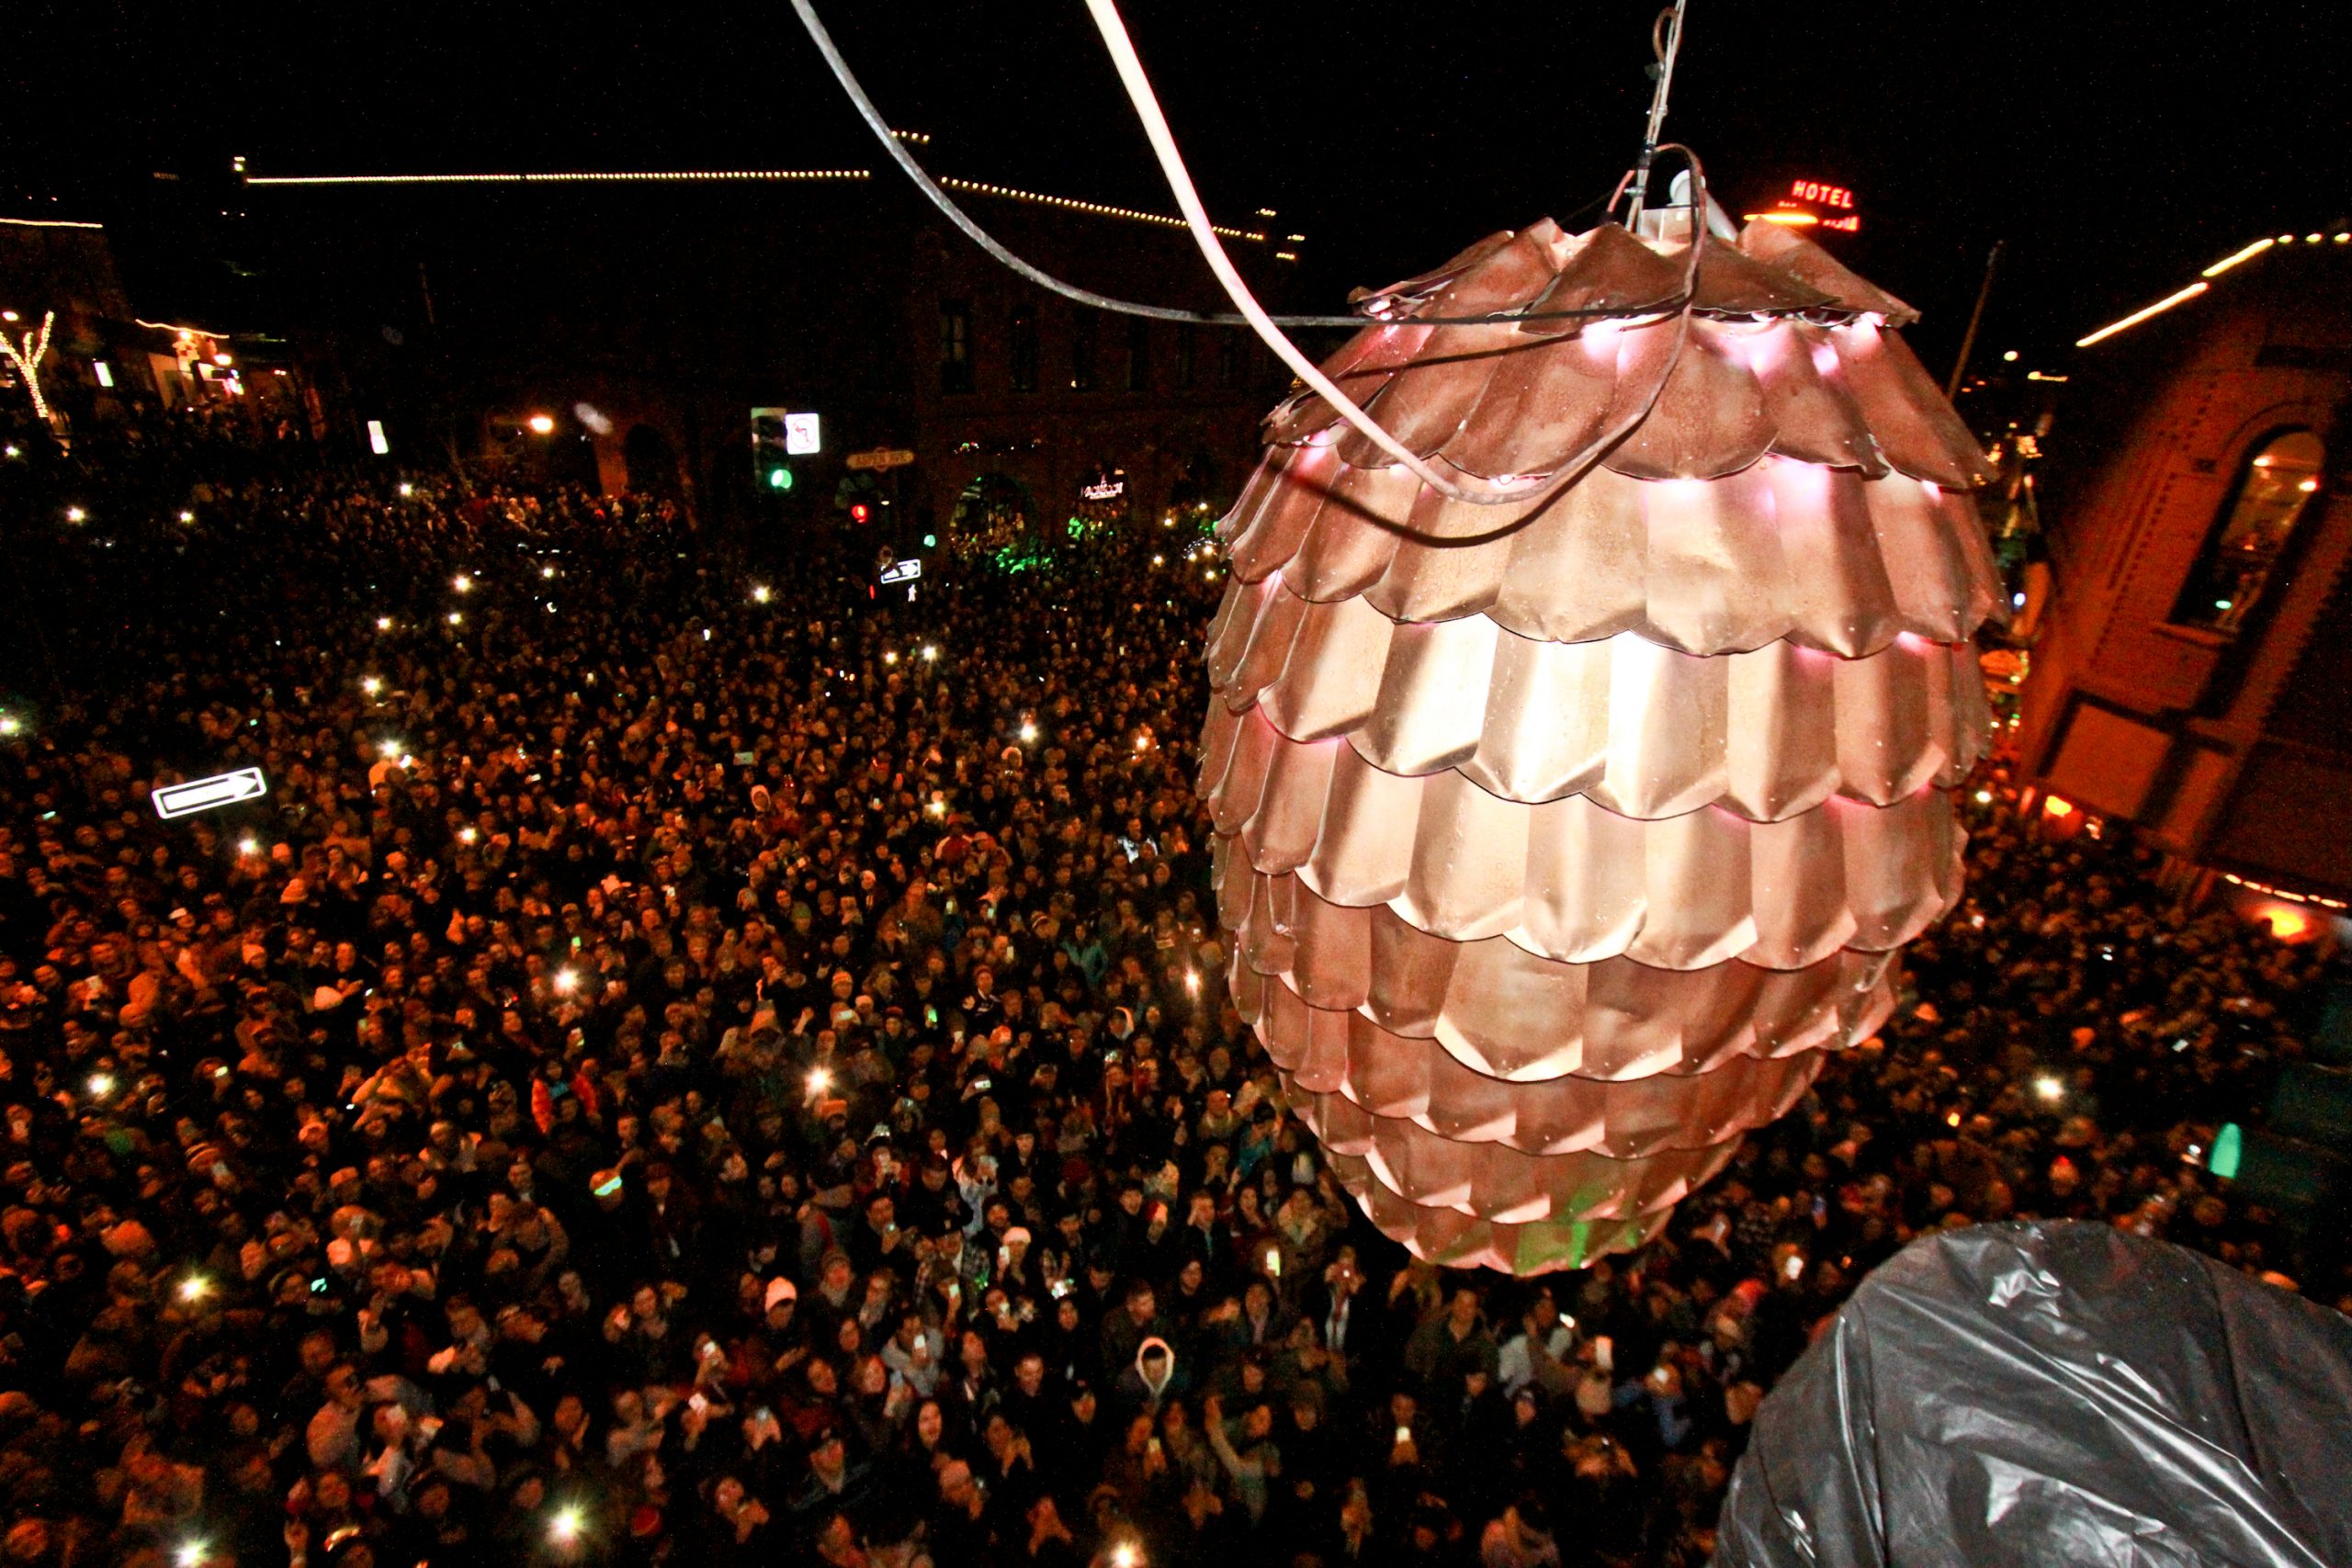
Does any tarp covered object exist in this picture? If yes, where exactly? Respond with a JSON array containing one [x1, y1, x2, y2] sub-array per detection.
[[1715, 1220, 2352, 1568]]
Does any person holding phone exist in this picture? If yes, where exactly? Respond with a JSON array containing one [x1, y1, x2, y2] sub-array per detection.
[[1611, 1357, 1694, 1455], [1497, 1288, 1577, 1401]]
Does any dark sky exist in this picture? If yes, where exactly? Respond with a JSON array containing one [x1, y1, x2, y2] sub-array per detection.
[[10, 1, 2349, 371]]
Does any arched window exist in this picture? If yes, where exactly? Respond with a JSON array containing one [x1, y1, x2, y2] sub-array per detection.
[[2171, 430, 2324, 635]]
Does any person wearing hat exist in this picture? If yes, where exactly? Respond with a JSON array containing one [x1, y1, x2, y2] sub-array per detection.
[[799, 1250, 858, 1346], [996, 1224, 1037, 1299], [786, 1427, 876, 1534]]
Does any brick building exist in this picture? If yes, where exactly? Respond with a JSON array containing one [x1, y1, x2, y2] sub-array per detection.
[[0, 216, 311, 434], [2018, 231, 2352, 908], [238, 162, 1311, 548]]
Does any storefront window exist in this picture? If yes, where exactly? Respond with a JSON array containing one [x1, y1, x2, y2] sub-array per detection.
[[2171, 430, 2324, 635]]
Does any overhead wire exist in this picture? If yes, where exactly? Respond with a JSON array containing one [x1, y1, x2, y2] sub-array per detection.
[[786, 0, 1657, 332], [1078, 0, 1705, 516], [1624, 1, 1690, 227], [787, 0, 1711, 527]]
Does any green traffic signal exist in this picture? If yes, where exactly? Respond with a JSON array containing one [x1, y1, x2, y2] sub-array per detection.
[[767, 467, 795, 491]]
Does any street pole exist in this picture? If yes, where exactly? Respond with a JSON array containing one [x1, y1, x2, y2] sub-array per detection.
[[1945, 240, 2005, 400]]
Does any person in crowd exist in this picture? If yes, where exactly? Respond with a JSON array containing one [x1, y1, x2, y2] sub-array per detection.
[[0, 406, 2333, 1566]]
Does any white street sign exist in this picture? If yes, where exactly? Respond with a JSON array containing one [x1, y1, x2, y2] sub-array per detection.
[[784, 412, 821, 455], [153, 768, 268, 820]]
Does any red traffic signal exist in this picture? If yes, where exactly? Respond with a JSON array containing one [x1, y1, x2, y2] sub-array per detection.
[[850, 503, 871, 523]]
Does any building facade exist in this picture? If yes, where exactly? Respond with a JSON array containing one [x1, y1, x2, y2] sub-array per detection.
[[2018, 235, 2352, 905], [236, 167, 1311, 550], [0, 216, 322, 439]]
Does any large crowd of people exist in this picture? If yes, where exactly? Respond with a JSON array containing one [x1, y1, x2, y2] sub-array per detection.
[[0, 410, 2336, 1568]]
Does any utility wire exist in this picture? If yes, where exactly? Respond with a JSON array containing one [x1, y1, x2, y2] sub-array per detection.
[[1078, 0, 1704, 513], [1624, 1, 1690, 228], [788, 0, 1709, 525], [786, 0, 1658, 332]]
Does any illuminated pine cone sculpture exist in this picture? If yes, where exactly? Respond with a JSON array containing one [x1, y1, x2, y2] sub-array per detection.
[[1199, 216, 2001, 1274]]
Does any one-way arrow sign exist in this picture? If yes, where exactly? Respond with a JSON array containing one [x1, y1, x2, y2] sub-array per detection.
[[153, 768, 269, 820]]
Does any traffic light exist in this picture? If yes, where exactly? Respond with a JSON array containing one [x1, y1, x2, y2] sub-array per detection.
[[850, 502, 871, 523], [751, 408, 797, 496]]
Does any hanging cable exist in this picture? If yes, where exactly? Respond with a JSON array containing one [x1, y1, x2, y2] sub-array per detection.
[[786, 0, 1710, 530], [1623, 1, 1690, 228], [1079, 0, 1706, 516], [786, 0, 1648, 332]]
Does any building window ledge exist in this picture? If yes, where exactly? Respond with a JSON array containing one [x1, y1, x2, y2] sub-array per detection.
[[2150, 622, 2231, 650]]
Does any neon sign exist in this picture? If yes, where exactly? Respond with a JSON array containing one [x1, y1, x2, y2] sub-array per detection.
[[1790, 180, 1854, 209], [1746, 179, 1862, 235]]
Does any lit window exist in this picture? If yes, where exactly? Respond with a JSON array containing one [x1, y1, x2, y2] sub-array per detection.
[[939, 301, 973, 394], [2171, 430, 2324, 635]]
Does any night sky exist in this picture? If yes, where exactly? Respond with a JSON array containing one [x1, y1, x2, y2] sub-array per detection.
[[10, 1, 2349, 373]]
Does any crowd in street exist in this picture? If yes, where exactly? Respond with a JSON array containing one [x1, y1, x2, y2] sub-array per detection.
[[0, 412, 2335, 1568]]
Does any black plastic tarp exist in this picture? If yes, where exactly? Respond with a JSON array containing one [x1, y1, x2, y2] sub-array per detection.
[[1715, 1221, 2352, 1568]]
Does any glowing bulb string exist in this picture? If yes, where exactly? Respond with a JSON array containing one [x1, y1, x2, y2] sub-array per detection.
[[1, 310, 57, 424], [1080, 0, 1704, 522], [788, 0, 1702, 528], [786, 0, 1672, 333]]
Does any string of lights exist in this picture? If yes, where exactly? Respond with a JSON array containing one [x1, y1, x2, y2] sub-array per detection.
[[936, 175, 1262, 242], [2220, 872, 2351, 912], [787, 0, 1672, 337], [247, 169, 872, 186], [246, 161, 1273, 243], [2075, 281, 2210, 348], [2202, 237, 2277, 277], [2077, 230, 2350, 346], [0, 310, 57, 424]]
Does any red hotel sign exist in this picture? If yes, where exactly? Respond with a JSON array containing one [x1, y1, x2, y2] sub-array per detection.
[[1790, 180, 1855, 209]]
